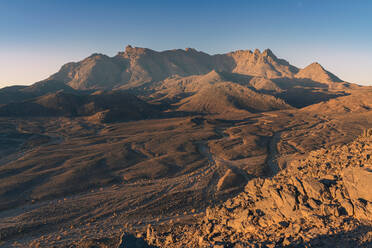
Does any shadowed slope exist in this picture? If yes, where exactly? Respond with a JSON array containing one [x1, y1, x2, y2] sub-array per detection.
[[0, 91, 159, 122], [0, 81, 77, 105]]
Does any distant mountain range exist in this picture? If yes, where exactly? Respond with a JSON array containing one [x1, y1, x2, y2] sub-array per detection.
[[43, 46, 345, 90], [0, 46, 361, 120]]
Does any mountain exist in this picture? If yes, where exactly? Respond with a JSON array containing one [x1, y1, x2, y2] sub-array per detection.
[[295, 62, 343, 85], [0, 47, 353, 114], [48, 46, 216, 90], [43, 46, 299, 90]]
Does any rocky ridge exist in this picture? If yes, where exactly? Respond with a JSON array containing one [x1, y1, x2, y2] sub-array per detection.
[[144, 130, 372, 247], [46, 47, 301, 90]]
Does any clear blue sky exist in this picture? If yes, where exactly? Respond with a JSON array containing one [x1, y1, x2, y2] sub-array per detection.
[[1, 0, 372, 87]]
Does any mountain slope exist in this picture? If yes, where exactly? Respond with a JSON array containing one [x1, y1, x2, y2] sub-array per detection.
[[0, 91, 159, 122], [0, 80, 77, 105], [146, 70, 290, 115], [249, 76, 283, 92], [177, 81, 291, 114], [301, 90, 372, 115], [0, 86, 32, 104], [49, 54, 123, 90], [295, 62, 343, 85], [225, 48, 298, 78], [149, 70, 229, 101]]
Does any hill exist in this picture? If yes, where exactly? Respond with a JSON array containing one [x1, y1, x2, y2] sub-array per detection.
[[301, 90, 372, 115], [0, 91, 158, 122], [177, 81, 290, 115]]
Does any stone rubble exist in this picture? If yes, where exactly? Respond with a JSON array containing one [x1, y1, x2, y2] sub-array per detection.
[[146, 131, 372, 247]]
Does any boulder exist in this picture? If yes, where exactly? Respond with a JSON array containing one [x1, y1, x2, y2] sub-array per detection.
[[301, 178, 327, 200], [342, 166, 372, 202]]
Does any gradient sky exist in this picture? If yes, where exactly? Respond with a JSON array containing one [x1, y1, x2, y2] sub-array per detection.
[[1, 0, 372, 88]]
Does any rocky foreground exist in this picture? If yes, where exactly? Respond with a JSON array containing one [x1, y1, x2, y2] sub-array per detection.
[[124, 130, 372, 248]]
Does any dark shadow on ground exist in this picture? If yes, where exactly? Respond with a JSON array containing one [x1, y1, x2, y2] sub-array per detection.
[[288, 224, 372, 248]]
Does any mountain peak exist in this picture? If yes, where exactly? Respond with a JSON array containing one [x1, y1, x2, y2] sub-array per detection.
[[226, 48, 297, 78], [202, 69, 226, 82], [125, 45, 133, 52], [307, 62, 324, 69], [262, 49, 277, 58], [253, 48, 261, 55], [124, 45, 150, 55], [185, 47, 198, 52], [296, 62, 343, 84], [87, 53, 109, 60]]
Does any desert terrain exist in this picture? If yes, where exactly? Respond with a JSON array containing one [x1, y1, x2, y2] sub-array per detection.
[[0, 47, 371, 247]]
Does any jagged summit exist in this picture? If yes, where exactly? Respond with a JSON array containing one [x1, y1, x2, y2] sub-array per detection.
[[228, 48, 276, 58], [123, 45, 151, 55], [226, 48, 299, 78], [41, 46, 303, 90], [262, 48, 277, 58], [122, 45, 202, 56]]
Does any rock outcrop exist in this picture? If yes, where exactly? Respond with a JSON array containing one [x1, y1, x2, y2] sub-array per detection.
[[148, 130, 372, 247]]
